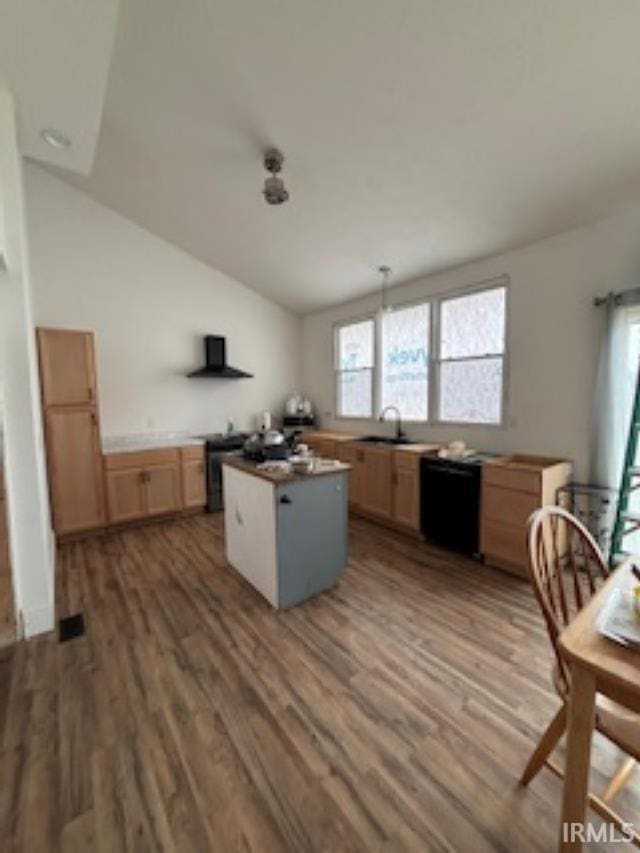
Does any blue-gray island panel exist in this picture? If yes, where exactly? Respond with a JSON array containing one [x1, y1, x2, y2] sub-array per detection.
[[276, 471, 348, 607]]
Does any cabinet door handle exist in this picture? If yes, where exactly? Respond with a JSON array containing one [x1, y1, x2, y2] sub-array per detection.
[[279, 495, 292, 505], [88, 387, 93, 401]]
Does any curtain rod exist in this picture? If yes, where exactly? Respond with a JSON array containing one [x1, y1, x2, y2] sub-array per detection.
[[594, 286, 640, 307]]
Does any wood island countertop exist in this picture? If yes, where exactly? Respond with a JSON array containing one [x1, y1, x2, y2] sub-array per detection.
[[223, 455, 351, 485]]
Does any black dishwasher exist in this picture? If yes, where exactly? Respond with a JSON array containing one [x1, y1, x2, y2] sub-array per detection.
[[420, 456, 483, 556]]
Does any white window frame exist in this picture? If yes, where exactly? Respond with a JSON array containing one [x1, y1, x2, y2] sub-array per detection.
[[378, 297, 432, 424], [333, 276, 509, 427], [432, 277, 509, 427], [333, 313, 377, 420]]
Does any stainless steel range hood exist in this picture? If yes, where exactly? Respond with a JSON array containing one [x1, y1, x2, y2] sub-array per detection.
[[187, 336, 253, 379]]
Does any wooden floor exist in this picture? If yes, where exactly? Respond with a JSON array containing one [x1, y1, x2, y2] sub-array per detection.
[[0, 514, 638, 852]]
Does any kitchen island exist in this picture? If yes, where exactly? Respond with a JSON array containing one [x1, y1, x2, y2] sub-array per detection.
[[222, 456, 350, 607]]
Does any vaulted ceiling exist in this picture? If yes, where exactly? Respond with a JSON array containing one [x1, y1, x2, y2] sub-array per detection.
[[45, 1, 640, 312], [1, 0, 120, 173]]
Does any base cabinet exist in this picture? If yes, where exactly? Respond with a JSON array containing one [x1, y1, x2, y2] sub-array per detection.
[[106, 469, 147, 524], [337, 441, 420, 530], [181, 447, 206, 508], [146, 465, 181, 515], [359, 446, 393, 519], [335, 443, 365, 507], [393, 454, 420, 530], [480, 456, 572, 577], [105, 449, 183, 524]]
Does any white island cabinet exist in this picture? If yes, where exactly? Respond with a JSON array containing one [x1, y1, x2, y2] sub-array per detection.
[[222, 457, 349, 608]]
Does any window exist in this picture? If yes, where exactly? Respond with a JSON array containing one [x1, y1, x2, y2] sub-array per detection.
[[334, 280, 507, 425], [437, 286, 506, 424], [335, 318, 374, 417], [381, 302, 430, 421]]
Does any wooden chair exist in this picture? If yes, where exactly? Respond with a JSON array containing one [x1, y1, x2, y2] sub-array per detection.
[[521, 505, 639, 832]]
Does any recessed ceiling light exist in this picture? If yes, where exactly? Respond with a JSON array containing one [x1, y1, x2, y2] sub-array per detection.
[[40, 128, 71, 149]]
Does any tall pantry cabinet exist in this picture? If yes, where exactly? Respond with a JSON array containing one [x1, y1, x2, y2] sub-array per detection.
[[37, 329, 105, 536]]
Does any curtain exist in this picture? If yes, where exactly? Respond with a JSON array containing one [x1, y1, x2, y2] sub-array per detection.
[[590, 289, 640, 489]]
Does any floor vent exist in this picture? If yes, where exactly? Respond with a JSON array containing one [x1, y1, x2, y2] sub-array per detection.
[[58, 613, 85, 643]]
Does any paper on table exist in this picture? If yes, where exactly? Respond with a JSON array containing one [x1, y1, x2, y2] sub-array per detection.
[[597, 588, 640, 650]]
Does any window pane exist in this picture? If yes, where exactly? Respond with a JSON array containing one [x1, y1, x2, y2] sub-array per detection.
[[440, 287, 506, 359], [439, 357, 503, 423], [338, 369, 372, 417], [381, 303, 429, 420], [337, 319, 374, 369]]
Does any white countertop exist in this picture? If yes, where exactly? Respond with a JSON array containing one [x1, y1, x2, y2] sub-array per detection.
[[102, 432, 205, 454]]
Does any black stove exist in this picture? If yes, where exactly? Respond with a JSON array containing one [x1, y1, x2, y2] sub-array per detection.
[[199, 432, 249, 511], [201, 432, 249, 452]]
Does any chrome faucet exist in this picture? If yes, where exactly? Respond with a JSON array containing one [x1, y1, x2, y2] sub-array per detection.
[[379, 405, 406, 440]]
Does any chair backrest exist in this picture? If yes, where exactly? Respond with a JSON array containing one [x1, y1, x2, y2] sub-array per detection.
[[527, 505, 610, 696]]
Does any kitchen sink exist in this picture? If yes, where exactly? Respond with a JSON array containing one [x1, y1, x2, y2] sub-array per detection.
[[356, 435, 411, 445]]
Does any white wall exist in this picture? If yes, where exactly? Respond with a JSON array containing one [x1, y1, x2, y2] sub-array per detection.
[[302, 207, 640, 481], [25, 164, 301, 437], [0, 92, 55, 638]]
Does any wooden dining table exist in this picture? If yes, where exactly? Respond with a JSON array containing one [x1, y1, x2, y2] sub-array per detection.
[[559, 560, 640, 851]]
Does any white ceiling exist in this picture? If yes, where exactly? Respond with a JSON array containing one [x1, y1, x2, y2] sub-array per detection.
[[0, 0, 120, 173], [51, 0, 640, 313]]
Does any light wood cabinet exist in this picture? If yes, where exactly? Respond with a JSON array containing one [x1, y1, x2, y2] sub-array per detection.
[[359, 446, 393, 519], [45, 408, 105, 534], [336, 443, 365, 508], [304, 433, 431, 533], [392, 453, 420, 530], [38, 328, 105, 536], [305, 436, 337, 459], [480, 455, 572, 577], [337, 441, 421, 528], [104, 449, 183, 524], [181, 447, 206, 509], [146, 464, 181, 515], [37, 328, 97, 408], [106, 468, 147, 524]]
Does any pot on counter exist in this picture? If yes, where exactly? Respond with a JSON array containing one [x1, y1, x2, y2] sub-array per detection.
[[243, 430, 291, 463]]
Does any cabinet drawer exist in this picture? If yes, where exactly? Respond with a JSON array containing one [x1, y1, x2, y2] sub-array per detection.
[[180, 445, 205, 462], [104, 448, 179, 470], [482, 485, 539, 528], [481, 521, 529, 575], [483, 465, 540, 495]]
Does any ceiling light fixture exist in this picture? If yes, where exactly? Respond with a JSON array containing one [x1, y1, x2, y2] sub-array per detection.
[[378, 265, 393, 312], [40, 128, 71, 149], [263, 148, 289, 205]]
